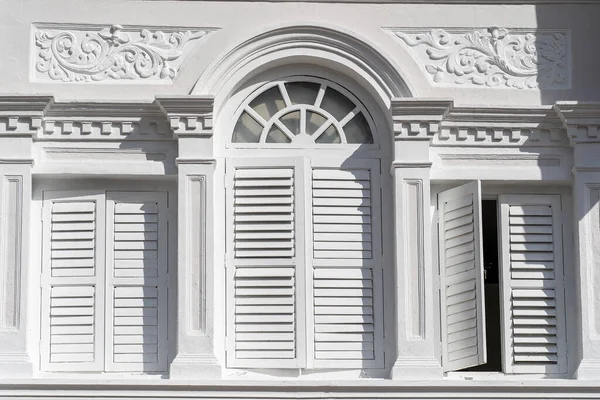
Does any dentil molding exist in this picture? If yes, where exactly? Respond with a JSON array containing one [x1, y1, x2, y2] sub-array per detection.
[[386, 27, 570, 90], [33, 24, 216, 83], [392, 99, 569, 146], [40, 103, 171, 140]]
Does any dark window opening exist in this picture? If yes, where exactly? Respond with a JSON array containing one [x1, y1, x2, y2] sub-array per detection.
[[463, 199, 502, 372]]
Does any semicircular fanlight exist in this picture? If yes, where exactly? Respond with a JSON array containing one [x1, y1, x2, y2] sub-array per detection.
[[232, 79, 374, 145]]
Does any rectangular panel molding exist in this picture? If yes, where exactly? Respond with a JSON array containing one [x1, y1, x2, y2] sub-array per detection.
[[405, 179, 425, 340], [0, 176, 23, 331], [187, 175, 207, 334]]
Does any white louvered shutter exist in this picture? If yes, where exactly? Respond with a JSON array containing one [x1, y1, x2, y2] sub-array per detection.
[[438, 181, 486, 372], [499, 194, 567, 374], [105, 192, 168, 372], [309, 160, 384, 368], [41, 193, 105, 371], [226, 159, 305, 368]]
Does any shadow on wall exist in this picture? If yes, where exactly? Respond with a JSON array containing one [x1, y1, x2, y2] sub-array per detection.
[[535, 2, 600, 378]]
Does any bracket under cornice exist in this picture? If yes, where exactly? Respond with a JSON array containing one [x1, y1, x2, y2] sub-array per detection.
[[391, 99, 453, 139], [0, 96, 53, 137], [555, 102, 600, 144], [156, 96, 214, 138]]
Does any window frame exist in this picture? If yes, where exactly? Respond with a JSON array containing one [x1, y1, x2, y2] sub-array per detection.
[[31, 179, 177, 377], [226, 76, 380, 150], [225, 156, 386, 370], [433, 182, 573, 378]]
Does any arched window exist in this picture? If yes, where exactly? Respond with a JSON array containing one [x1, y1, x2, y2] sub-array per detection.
[[225, 77, 385, 372], [231, 78, 375, 145]]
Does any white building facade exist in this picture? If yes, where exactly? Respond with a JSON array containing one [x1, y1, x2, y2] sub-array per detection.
[[1, 1, 600, 398]]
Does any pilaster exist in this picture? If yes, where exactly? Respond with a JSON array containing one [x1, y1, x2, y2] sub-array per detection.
[[390, 99, 452, 379], [555, 102, 600, 379], [157, 96, 221, 379], [0, 96, 52, 378]]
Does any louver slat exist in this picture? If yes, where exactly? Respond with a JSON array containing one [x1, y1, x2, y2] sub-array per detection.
[[438, 182, 486, 372], [106, 195, 168, 372], [42, 196, 103, 371], [311, 166, 383, 368], [312, 169, 372, 260], [234, 266, 296, 360], [49, 286, 96, 363], [229, 164, 300, 368], [500, 196, 567, 374], [234, 168, 294, 258], [50, 201, 96, 278], [313, 268, 379, 363]]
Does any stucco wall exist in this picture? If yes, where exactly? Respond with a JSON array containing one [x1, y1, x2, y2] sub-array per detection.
[[1, 1, 599, 106]]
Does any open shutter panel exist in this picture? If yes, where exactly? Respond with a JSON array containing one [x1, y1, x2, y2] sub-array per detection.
[[227, 162, 303, 368], [105, 193, 168, 372], [310, 163, 384, 368], [438, 181, 486, 372], [41, 194, 104, 371], [499, 195, 567, 374]]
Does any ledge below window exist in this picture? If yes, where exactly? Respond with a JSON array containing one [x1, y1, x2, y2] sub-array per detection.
[[1, 379, 600, 399]]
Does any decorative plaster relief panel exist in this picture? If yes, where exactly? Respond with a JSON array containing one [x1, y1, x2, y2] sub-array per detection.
[[385, 27, 570, 89], [33, 24, 216, 83]]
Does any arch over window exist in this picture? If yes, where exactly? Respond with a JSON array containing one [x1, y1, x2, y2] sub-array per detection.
[[232, 78, 374, 145]]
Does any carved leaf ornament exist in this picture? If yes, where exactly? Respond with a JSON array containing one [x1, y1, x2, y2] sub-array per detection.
[[35, 25, 207, 82], [394, 27, 568, 89]]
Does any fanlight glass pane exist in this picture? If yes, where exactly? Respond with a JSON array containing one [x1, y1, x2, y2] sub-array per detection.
[[320, 87, 355, 121], [286, 82, 319, 105], [266, 125, 292, 143], [306, 111, 327, 135], [249, 86, 286, 121], [233, 112, 263, 143], [280, 111, 301, 135], [315, 124, 341, 144], [344, 112, 374, 144]]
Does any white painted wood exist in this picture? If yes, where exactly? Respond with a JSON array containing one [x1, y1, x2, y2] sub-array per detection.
[[105, 192, 169, 373], [40, 190, 169, 374], [226, 158, 305, 368], [438, 181, 486, 372], [308, 159, 384, 369], [499, 194, 567, 374], [40, 192, 105, 372]]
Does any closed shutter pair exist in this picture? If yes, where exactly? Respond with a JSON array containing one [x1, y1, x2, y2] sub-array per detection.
[[226, 158, 384, 369], [438, 182, 567, 374], [40, 191, 168, 372]]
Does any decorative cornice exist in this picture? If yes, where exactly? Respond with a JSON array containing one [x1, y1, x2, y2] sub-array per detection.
[[0, 96, 54, 137], [156, 96, 214, 138], [386, 27, 570, 90], [435, 107, 568, 146], [392, 99, 453, 139], [33, 24, 216, 83], [40, 102, 171, 140], [554, 102, 600, 144]]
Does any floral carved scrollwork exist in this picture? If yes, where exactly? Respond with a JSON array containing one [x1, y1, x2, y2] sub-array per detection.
[[389, 27, 569, 89], [34, 25, 210, 82]]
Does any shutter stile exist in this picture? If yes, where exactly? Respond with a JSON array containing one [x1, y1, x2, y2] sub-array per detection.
[[500, 195, 567, 374], [228, 163, 301, 368], [311, 165, 384, 368], [438, 182, 487, 372]]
